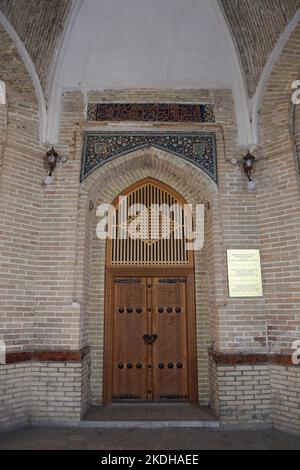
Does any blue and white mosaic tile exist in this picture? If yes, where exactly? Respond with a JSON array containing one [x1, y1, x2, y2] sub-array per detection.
[[81, 131, 217, 183]]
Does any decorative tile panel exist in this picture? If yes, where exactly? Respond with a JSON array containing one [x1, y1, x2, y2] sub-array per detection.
[[81, 131, 217, 183], [87, 103, 215, 123]]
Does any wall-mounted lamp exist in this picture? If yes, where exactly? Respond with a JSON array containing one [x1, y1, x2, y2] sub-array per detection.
[[43, 147, 68, 185], [243, 151, 256, 191], [230, 150, 257, 191]]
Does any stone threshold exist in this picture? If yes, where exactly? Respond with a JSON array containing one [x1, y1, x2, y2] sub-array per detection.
[[80, 421, 219, 429], [81, 405, 220, 429]]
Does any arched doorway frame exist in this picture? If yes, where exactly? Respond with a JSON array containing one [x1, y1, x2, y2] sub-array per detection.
[[103, 177, 197, 404], [77, 146, 225, 406]]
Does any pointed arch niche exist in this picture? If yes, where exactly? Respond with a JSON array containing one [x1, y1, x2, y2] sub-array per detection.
[[107, 177, 194, 268], [76, 146, 225, 407]]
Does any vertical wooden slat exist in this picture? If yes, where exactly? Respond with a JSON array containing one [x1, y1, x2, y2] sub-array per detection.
[[140, 187, 142, 265], [170, 194, 174, 266], [109, 180, 191, 266]]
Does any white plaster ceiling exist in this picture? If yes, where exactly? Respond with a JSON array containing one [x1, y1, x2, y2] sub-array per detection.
[[48, 0, 252, 145], [62, 0, 235, 91]]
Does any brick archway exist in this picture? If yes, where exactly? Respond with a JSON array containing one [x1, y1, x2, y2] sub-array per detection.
[[103, 177, 198, 404], [77, 147, 224, 406]]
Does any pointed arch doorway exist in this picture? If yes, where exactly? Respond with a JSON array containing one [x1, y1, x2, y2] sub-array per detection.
[[103, 178, 198, 404]]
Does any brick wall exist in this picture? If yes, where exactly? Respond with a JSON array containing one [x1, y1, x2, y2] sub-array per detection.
[[271, 365, 300, 433], [212, 363, 272, 429], [0, 25, 46, 351], [33, 92, 85, 351], [208, 361, 300, 433], [30, 362, 83, 425], [249, 21, 300, 435], [0, 353, 91, 430], [258, 22, 300, 354], [30, 355, 91, 426], [0, 363, 31, 430], [0, 26, 92, 431]]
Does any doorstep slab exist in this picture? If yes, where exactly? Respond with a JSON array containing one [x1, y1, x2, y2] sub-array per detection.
[[81, 405, 219, 429], [80, 420, 220, 429]]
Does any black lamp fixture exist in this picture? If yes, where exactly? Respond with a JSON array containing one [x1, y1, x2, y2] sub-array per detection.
[[243, 151, 256, 191], [44, 147, 68, 185]]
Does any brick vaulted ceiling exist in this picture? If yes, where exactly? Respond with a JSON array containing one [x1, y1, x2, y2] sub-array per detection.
[[0, 0, 71, 90], [221, 0, 300, 96], [0, 0, 299, 98]]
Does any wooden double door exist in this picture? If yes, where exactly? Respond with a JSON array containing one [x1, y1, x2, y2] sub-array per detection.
[[104, 274, 197, 403]]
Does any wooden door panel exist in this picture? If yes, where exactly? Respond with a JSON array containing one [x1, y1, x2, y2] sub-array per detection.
[[112, 278, 148, 401], [152, 278, 188, 401], [108, 275, 193, 403]]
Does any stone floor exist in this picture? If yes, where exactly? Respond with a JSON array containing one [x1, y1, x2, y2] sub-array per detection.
[[0, 427, 299, 450]]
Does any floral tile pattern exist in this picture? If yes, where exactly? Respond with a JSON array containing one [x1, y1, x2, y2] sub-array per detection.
[[81, 131, 217, 183]]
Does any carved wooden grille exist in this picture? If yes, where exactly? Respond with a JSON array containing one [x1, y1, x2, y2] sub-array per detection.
[[109, 181, 192, 266]]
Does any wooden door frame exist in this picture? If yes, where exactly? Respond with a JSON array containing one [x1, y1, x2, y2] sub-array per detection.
[[103, 267, 198, 405]]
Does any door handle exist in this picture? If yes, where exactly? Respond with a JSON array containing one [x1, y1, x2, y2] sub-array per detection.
[[143, 334, 158, 345]]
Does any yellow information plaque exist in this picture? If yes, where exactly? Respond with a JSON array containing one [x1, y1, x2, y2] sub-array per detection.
[[227, 249, 263, 298]]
